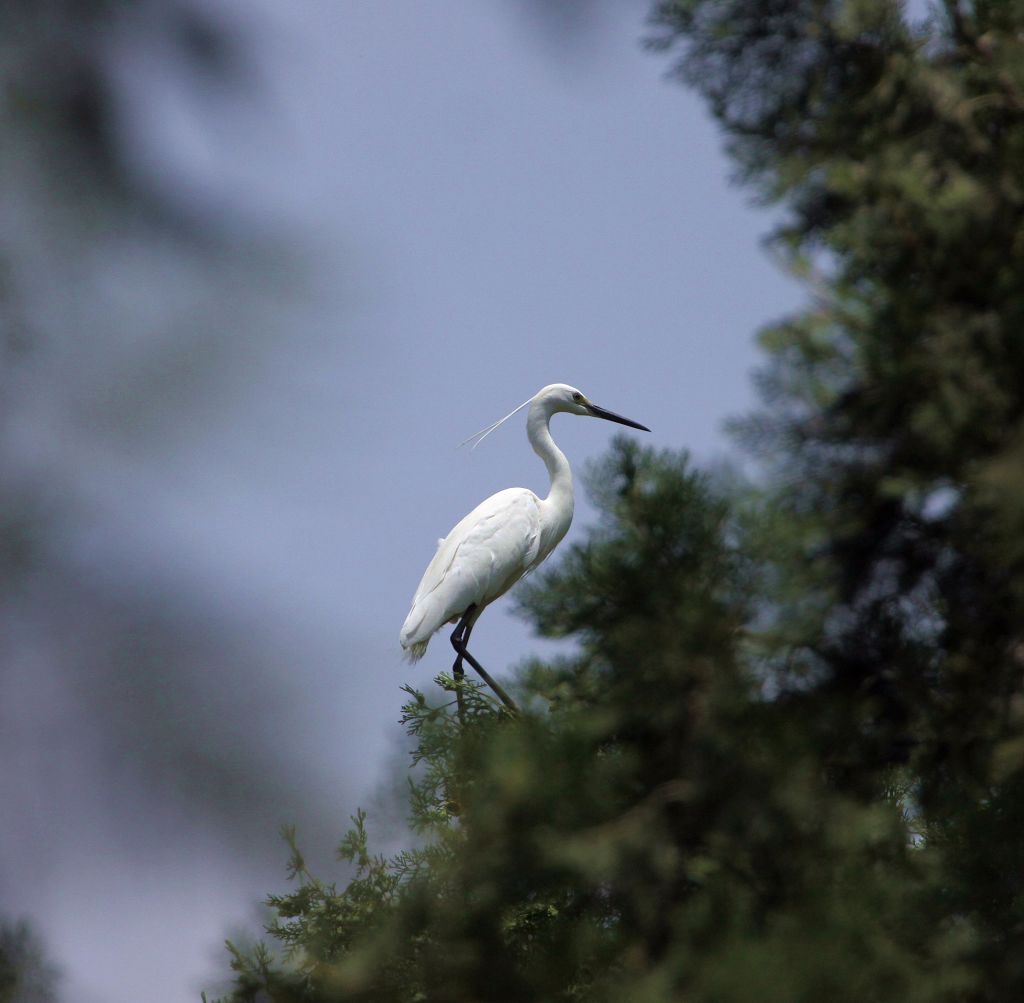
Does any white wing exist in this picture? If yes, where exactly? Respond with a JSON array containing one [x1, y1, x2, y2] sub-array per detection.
[[400, 488, 542, 659]]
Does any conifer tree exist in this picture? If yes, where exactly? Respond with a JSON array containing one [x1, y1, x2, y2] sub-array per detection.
[[215, 3, 1024, 1000], [649, 3, 1024, 994]]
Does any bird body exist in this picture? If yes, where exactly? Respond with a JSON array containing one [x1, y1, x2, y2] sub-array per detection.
[[399, 383, 648, 670], [399, 487, 548, 660]]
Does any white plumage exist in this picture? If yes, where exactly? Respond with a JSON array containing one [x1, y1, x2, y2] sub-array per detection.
[[400, 384, 649, 667], [400, 488, 543, 660]]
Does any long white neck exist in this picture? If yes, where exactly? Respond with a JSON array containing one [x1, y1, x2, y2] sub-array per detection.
[[527, 399, 574, 537]]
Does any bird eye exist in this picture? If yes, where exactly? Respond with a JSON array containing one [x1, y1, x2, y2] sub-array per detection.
[[572, 392, 583, 402]]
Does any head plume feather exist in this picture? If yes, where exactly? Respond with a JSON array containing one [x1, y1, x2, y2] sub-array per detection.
[[458, 393, 534, 450]]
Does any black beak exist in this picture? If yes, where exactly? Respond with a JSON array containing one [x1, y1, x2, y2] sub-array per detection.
[[586, 403, 650, 432]]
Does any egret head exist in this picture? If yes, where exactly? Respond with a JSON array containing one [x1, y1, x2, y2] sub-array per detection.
[[538, 383, 650, 430], [537, 383, 593, 416], [462, 383, 649, 450]]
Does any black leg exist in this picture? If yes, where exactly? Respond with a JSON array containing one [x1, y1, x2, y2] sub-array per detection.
[[450, 606, 519, 715], [449, 616, 469, 725]]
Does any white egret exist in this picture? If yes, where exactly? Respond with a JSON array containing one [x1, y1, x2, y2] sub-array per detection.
[[400, 383, 650, 714]]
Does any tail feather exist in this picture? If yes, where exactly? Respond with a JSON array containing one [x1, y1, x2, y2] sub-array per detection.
[[400, 592, 450, 661], [400, 604, 432, 662], [402, 638, 429, 662]]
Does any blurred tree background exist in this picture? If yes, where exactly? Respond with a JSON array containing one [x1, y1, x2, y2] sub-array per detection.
[[0, 920, 59, 1003], [0, 2, 358, 998], [215, 1, 1024, 1001]]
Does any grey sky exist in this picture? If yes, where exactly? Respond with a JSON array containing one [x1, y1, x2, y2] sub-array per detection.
[[2, 3, 803, 1001]]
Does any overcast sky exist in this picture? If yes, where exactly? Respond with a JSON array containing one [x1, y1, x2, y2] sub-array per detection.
[[2, 3, 805, 1001]]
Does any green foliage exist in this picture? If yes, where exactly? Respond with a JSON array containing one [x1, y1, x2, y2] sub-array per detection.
[[215, 3, 1024, 1000], [650, 0, 1024, 995]]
